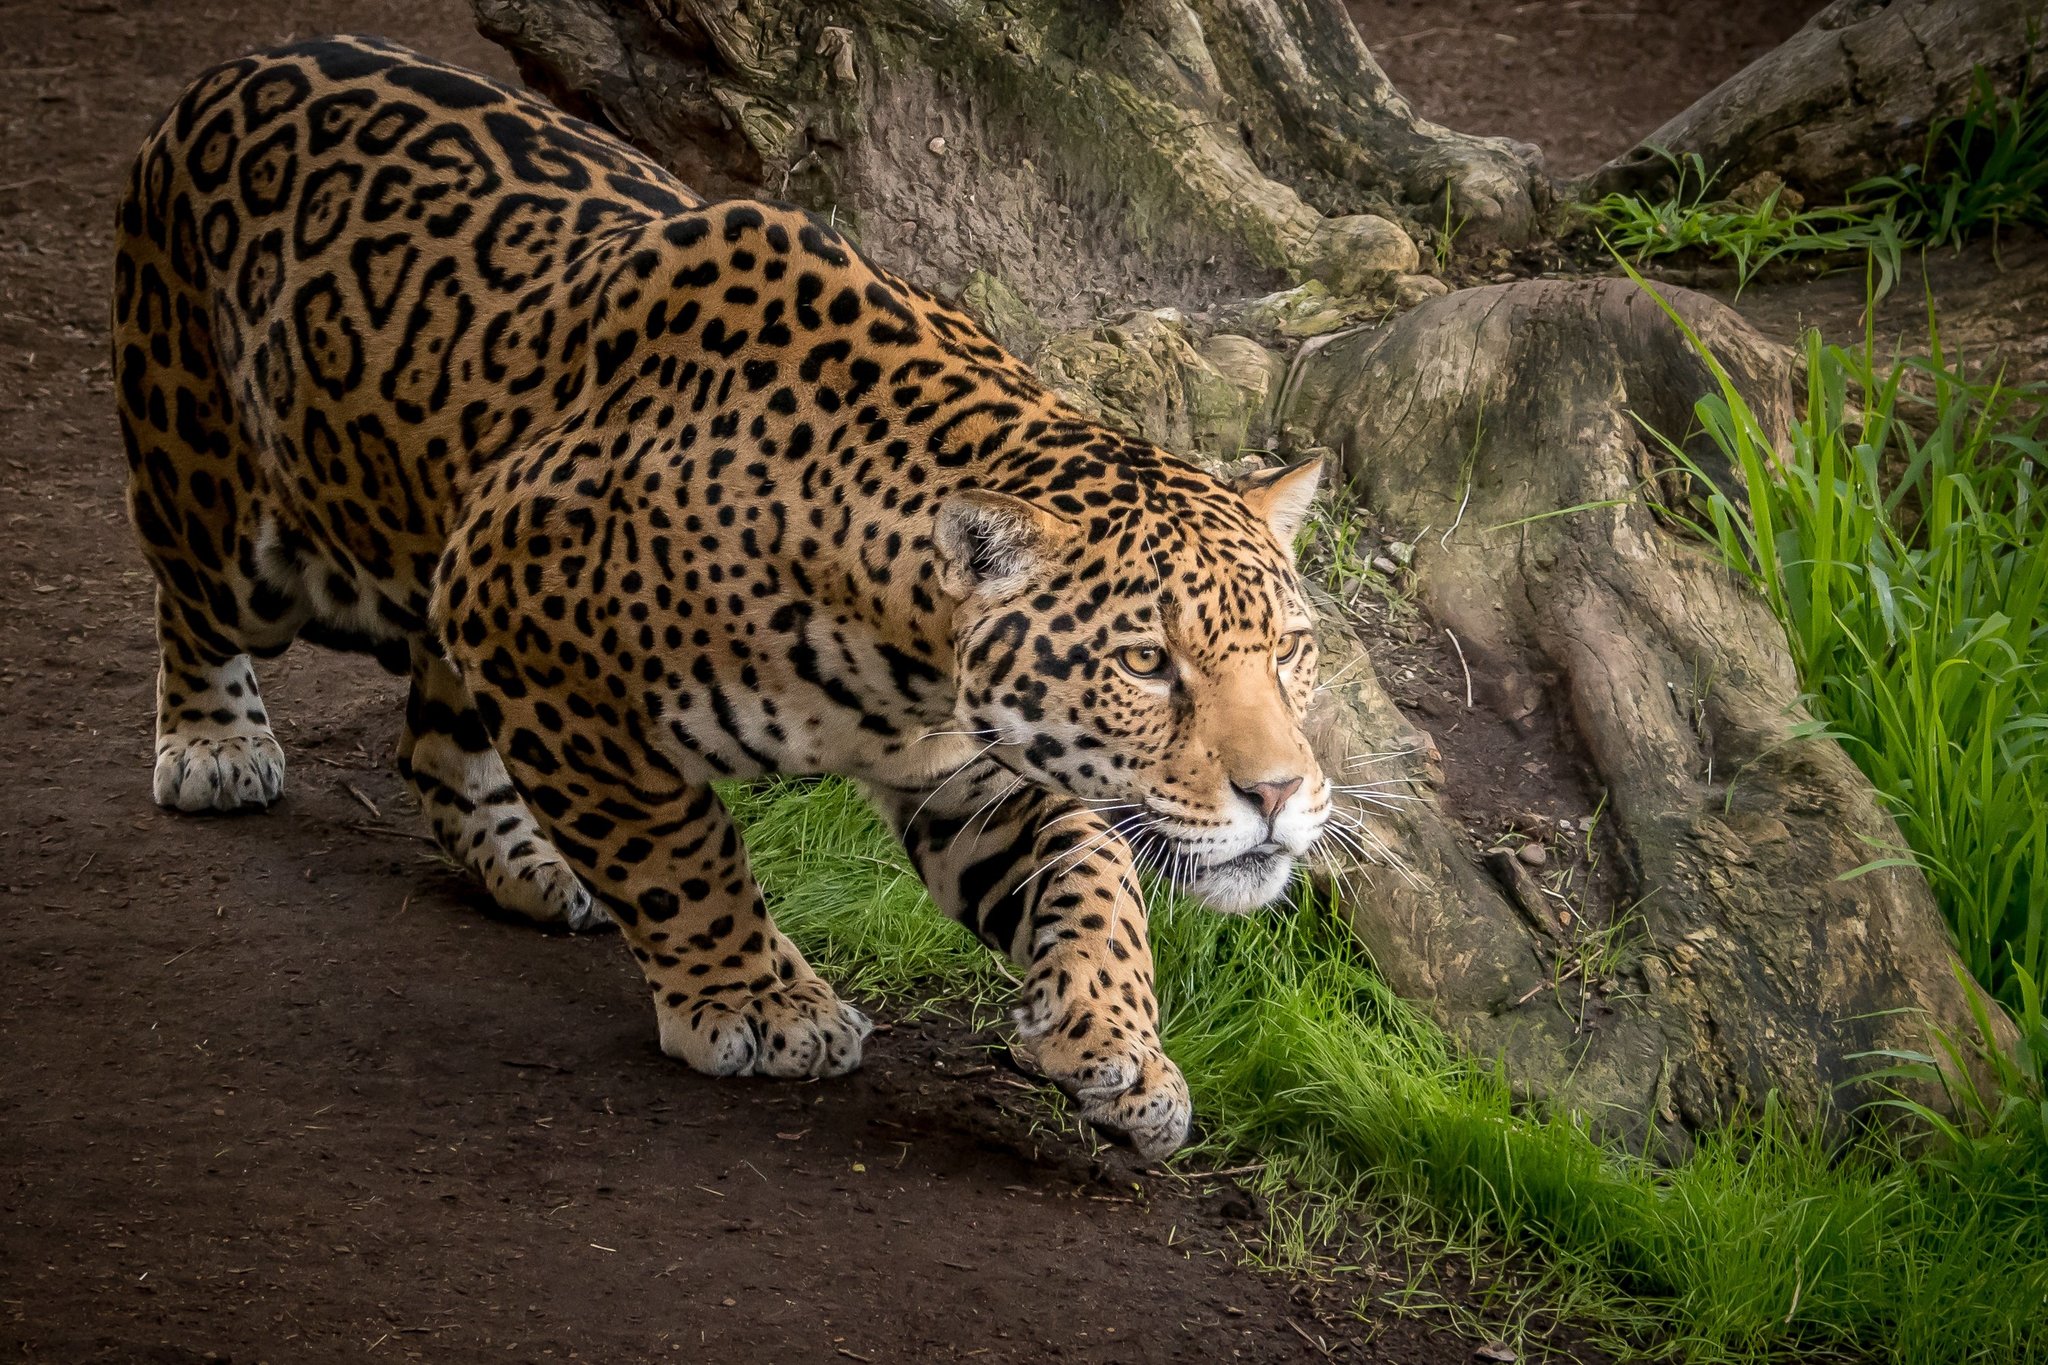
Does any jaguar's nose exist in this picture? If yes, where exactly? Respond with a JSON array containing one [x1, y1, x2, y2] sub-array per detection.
[[1232, 775, 1302, 822]]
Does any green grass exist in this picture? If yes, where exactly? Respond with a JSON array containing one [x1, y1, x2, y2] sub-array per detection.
[[1585, 148, 1910, 297], [1583, 66, 2048, 294], [728, 775, 2048, 1362], [1865, 65, 2048, 252]]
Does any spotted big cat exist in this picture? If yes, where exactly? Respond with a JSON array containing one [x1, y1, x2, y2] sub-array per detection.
[[113, 35, 1334, 1157]]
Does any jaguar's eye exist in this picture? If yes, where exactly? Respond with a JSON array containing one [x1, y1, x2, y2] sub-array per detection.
[[1276, 631, 1311, 667], [1116, 644, 1170, 679]]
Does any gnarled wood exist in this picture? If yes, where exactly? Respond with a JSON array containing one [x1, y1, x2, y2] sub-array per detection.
[[1587, 0, 2048, 202], [1287, 279, 1997, 1137], [472, 0, 1537, 337]]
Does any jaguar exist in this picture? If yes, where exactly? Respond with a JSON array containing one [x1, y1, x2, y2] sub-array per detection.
[[113, 34, 1333, 1158]]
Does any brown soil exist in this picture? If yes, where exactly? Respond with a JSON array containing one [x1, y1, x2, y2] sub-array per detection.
[[1725, 232, 2048, 385], [1348, 0, 1831, 179]]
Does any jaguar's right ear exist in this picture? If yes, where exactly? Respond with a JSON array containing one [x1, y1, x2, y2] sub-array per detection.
[[932, 490, 1079, 598]]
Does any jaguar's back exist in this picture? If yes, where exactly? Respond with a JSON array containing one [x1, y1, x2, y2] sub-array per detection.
[[116, 35, 709, 652]]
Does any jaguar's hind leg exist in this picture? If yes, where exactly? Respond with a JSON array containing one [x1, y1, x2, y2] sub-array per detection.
[[118, 225, 291, 813], [399, 646, 604, 932], [449, 663, 869, 1076], [150, 589, 287, 813]]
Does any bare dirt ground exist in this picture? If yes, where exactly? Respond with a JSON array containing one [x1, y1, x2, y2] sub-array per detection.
[[1348, 0, 1830, 178], [1730, 233, 2048, 386], [0, 2, 1826, 1362]]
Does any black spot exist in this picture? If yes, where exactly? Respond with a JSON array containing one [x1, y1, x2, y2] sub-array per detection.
[[303, 39, 399, 82], [387, 63, 506, 109]]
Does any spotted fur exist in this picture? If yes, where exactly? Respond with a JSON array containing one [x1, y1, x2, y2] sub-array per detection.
[[112, 36, 1334, 1157]]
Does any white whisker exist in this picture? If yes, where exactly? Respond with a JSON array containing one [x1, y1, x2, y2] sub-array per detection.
[[916, 727, 1007, 743], [1311, 651, 1372, 696], [1341, 747, 1421, 772], [1017, 811, 1150, 892], [906, 739, 1004, 826], [957, 773, 1029, 843]]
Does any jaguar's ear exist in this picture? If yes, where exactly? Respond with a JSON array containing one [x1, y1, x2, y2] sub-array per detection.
[[933, 490, 1079, 598], [1232, 458, 1324, 556]]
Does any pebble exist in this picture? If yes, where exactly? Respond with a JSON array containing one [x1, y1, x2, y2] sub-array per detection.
[[926, 135, 947, 155], [1516, 843, 1548, 868], [1372, 555, 1401, 576]]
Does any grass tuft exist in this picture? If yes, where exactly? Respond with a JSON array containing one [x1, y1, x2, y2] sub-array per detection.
[[1585, 148, 1910, 297], [1641, 303, 2048, 1010], [1583, 64, 2048, 294]]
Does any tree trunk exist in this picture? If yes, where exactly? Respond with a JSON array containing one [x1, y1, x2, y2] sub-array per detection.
[[470, 0, 1540, 338], [1288, 279, 1998, 1141], [473, 0, 2006, 1146], [1585, 0, 2048, 202]]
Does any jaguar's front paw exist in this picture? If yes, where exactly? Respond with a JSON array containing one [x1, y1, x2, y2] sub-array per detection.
[[153, 731, 286, 812], [1016, 1014, 1192, 1160], [656, 976, 872, 1079]]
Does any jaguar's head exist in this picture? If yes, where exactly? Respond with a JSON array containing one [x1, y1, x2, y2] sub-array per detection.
[[935, 458, 1331, 913]]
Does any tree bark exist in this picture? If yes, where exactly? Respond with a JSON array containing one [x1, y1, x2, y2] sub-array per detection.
[[1585, 0, 2048, 202], [1287, 279, 1997, 1141], [471, 0, 1540, 337], [473, 0, 2008, 1146]]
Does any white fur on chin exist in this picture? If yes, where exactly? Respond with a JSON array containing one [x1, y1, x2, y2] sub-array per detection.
[[1184, 852, 1295, 915]]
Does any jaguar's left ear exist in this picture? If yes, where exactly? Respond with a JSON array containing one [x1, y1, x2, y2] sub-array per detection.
[[1232, 458, 1324, 556]]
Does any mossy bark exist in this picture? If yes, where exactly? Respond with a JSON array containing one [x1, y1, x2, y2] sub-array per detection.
[[472, 0, 1534, 334], [1287, 280, 1999, 1141], [1585, 0, 2048, 203]]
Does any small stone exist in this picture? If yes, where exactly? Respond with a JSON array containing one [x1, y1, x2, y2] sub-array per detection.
[[1474, 1343, 1517, 1364], [1727, 170, 1801, 212], [926, 135, 947, 156], [1198, 334, 1283, 413], [1236, 280, 1368, 338], [1516, 843, 1548, 868], [1393, 272, 1450, 308], [1371, 555, 1401, 576], [1303, 213, 1420, 295], [1384, 540, 1415, 567]]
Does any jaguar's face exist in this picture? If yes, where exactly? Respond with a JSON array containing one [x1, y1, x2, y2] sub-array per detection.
[[936, 460, 1331, 913]]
